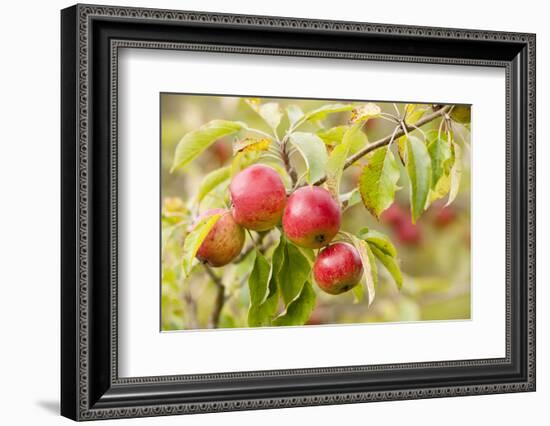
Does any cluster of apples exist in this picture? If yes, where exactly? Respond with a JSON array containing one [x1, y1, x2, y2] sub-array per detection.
[[194, 164, 363, 295], [381, 202, 457, 247]]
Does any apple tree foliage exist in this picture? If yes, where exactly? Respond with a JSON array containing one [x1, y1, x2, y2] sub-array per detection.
[[166, 99, 469, 328]]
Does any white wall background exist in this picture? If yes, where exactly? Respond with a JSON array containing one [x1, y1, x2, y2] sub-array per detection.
[[0, 0, 546, 424]]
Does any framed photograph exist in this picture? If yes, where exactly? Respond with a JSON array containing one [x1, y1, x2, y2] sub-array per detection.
[[61, 4, 536, 421]]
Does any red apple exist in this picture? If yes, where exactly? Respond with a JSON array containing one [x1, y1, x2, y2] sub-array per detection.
[[282, 186, 341, 249], [381, 203, 406, 227], [434, 206, 457, 227], [229, 164, 287, 231], [313, 242, 363, 295], [193, 208, 245, 267], [396, 219, 421, 246]]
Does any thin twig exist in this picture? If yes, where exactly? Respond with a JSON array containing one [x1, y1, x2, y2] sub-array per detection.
[[232, 232, 270, 263], [281, 143, 298, 185], [313, 105, 452, 185], [203, 264, 225, 329], [182, 291, 199, 329]]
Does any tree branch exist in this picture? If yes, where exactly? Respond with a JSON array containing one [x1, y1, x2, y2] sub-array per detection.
[[204, 264, 225, 329], [281, 144, 298, 186], [313, 105, 452, 185]]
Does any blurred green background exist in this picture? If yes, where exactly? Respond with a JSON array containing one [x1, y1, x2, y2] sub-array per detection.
[[161, 94, 471, 331]]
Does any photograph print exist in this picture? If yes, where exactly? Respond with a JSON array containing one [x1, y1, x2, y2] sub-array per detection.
[[161, 94, 471, 331]]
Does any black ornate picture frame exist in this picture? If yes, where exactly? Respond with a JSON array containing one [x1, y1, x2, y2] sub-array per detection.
[[61, 4, 536, 421]]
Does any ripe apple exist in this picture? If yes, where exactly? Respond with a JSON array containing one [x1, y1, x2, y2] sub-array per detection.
[[313, 242, 363, 295], [282, 186, 341, 249], [229, 164, 287, 231], [193, 208, 245, 267]]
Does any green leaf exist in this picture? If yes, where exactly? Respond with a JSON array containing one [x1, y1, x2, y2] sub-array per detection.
[[230, 150, 261, 176], [404, 104, 429, 125], [358, 147, 400, 219], [297, 246, 316, 266], [358, 228, 397, 258], [350, 236, 376, 306], [370, 244, 403, 290], [325, 124, 362, 200], [181, 213, 221, 276], [396, 136, 407, 164], [428, 137, 452, 190], [351, 283, 364, 303], [248, 251, 271, 306], [171, 120, 244, 172], [340, 188, 362, 209], [286, 105, 304, 127], [366, 241, 378, 289], [349, 103, 381, 124], [302, 103, 356, 123], [317, 126, 348, 146], [272, 282, 316, 326], [428, 169, 451, 203], [289, 132, 328, 184], [406, 135, 432, 223], [248, 243, 282, 327], [246, 100, 282, 131], [196, 166, 231, 203], [446, 141, 463, 206], [278, 240, 312, 305], [259, 102, 283, 130]]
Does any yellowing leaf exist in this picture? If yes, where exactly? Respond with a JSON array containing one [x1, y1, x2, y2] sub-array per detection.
[[405, 104, 430, 125], [325, 124, 362, 200], [350, 236, 376, 306], [428, 137, 452, 190], [171, 120, 244, 172], [302, 103, 356, 123], [350, 103, 381, 124], [428, 171, 451, 204], [317, 126, 348, 146], [181, 213, 221, 277], [358, 147, 400, 219], [446, 141, 463, 206], [233, 137, 271, 154], [397, 136, 407, 164]]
